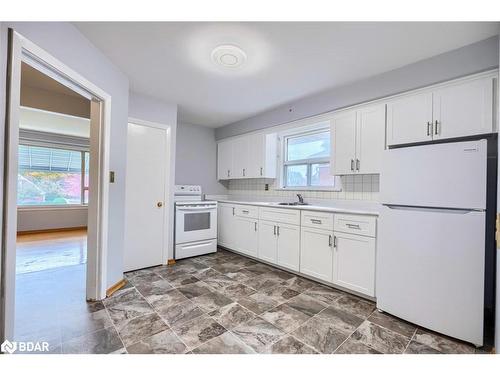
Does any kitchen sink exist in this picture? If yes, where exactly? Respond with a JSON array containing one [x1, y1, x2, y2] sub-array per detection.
[[277, 202, 309, 206]]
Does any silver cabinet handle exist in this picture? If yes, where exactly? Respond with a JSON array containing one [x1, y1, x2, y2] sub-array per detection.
[[434, 120, 439, 135], [427, 121, 432, 136], [273, 225, 276, 235], [356, 159, 360, 171], [333, 235, 337, 248], [350, 159, 354, 171], [242, 168, 245, 177], [260, 167, 263, 176], [277, 226, 280, 236], [346, 223, 360, 229], [232, 207, 235, 216], [227, 169, 230, 177], [254, 222, 257, 231], [311, 219, 322, 224], [328, 235, 332, 247], [242, 210, 249, 214]]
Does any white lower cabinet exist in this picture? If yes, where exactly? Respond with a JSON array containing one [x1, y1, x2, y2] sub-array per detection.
[[276, 223, 300, 271], [258, 220, 278, 263], [332, 231, 376, 297], [234, 216, 259, 257], [218, 204, 377, 298], [218, 203, 237, 248], [300, 226, 334, 282]]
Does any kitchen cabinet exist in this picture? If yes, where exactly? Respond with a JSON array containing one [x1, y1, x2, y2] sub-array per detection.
[[217, 203, 237, 248], [332, 232, 375, 297], [234, 216, 258, 257], [217, 133, 277, 180], [387, 74, 496, 146], [217, 141, 233, 180], [258, 220, 278, 263], [331, 103, 386, 175], [300, 226, 333, 282]]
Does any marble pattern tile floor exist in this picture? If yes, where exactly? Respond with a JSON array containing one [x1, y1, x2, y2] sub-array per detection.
[[15, 248, 486, 354]]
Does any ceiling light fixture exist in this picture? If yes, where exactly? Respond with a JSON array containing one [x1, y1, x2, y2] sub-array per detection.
[[211, 45, 247, 68]]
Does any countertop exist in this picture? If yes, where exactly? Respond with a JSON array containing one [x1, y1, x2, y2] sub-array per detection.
[[206, 195, 380, 216]]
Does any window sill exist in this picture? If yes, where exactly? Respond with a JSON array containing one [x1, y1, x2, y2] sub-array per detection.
[[17, 205, 88, 212], [276, 187, 342, 192]]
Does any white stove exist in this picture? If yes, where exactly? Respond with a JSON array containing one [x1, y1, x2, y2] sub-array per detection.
[[174, 185, 217, 259]]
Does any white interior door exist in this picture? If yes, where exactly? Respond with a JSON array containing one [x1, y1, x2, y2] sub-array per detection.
[[124, 122, 168, 271]]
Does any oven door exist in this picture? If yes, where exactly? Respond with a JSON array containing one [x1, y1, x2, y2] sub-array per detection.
[[175, 203, 217, 244]]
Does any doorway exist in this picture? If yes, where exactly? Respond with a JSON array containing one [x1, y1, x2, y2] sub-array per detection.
[[1, 30, 111, 344]]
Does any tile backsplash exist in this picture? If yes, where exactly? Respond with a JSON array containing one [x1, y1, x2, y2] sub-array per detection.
[[227, 174, 380, 202]]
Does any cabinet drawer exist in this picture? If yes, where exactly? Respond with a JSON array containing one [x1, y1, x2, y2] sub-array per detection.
[[334, 214, 376, 237], [301, 210, 334, 230], [235, 205, 258, 219], [259, 207, 300, 225]]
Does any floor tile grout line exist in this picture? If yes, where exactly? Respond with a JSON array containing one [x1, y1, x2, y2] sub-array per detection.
[[402, 329, 418, 354], [102, 302, 128, 354]]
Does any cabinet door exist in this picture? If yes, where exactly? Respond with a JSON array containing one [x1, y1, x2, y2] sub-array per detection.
[[300, 227, 333, 282], [235, 217, 259, 257], [246, 133, 263, 178], [331, 110, 357, 175], [232, 137, 248, 178], [356, 104, 386, 174], [433, 77, 494, 140], [217, 141, 233, 180], [218, 204, 236, 248], [276, 223, 300, 271], [386, 91, 433, 146], [333, 232, 375, 297], [258, 220, 278, 264]]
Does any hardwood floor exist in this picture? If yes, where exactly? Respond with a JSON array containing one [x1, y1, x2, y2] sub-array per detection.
[[16, 228, 87, 274]]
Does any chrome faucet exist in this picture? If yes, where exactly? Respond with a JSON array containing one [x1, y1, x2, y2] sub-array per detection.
[[297, 194, 304, 204]]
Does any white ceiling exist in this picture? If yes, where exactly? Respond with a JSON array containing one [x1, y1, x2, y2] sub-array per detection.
[[75, 22, 499, 128]]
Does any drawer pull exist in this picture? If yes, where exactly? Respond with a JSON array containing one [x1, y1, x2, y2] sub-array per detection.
[[254, 222, 257, 231], [242, 210, 249, 214], [346, 223, 361, 229], [310, 219, 322, 224], [328, 235, 332, 247]]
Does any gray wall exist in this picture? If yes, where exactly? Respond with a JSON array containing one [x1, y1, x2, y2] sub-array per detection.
[[17, 208, 87, 232], [0, 22, 130, 290], [176, 123, 227, 195], [216, 36, 499, 140]]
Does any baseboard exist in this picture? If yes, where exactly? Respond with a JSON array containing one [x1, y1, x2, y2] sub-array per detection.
[[17, 226, 87, 235], [167, 259, 176, 266], [106, 279, 127, 297]]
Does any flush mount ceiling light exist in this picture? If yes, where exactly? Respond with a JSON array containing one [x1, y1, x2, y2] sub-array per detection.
[[211, 45, 247, 68]]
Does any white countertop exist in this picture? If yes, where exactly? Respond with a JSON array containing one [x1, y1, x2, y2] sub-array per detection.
[[206, 195, 380, 216]]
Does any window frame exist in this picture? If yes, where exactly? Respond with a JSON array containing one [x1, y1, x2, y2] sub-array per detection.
[[17, 142, 90, 208], [278, 123, 341, 191]]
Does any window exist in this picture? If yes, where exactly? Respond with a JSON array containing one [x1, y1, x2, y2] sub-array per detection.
[[282, 127, 336, 189], [18, 144, 90, 206]]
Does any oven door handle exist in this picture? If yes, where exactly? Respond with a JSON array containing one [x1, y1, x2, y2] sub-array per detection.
[[176, 206, 217, 211]]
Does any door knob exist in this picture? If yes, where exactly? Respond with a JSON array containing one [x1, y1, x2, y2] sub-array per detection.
[[157, 202, 163, 208]]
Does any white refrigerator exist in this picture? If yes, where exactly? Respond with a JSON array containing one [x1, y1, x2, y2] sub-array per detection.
[[377, 139, 487, 347]]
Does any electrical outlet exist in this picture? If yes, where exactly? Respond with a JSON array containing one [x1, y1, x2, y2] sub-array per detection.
[[265, 183, 269, 191]]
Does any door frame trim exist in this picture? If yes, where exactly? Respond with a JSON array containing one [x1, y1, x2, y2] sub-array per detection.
[[127, 117, 174, 268], [1, 30, 111, 341]]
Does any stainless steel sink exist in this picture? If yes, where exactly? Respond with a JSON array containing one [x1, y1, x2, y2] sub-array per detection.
[[277, 202, 309, 206]]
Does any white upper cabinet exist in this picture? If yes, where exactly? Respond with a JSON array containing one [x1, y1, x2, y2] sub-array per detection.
[[432, 76, 494, 140], [386, 91, 433, 146], [217, 141, 233, 180], [217, 133, 277, 180], [356, 104, 386, 174], [331, 103, 386, 175], [387, 73, 496, 146], [331, 111, 357, 175]]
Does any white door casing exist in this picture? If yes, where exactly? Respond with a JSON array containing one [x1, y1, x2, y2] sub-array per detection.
[[1, 30, 111, 341], [124, 120, 171, 272]]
